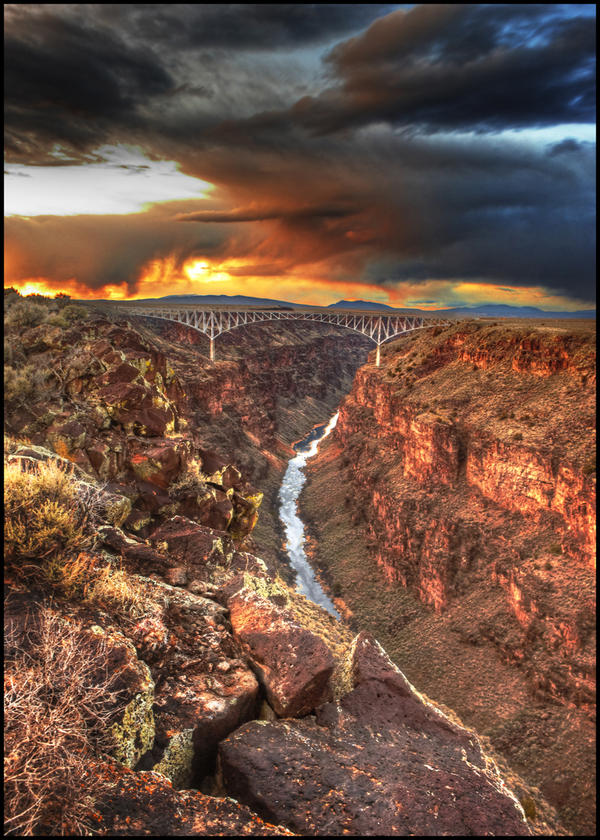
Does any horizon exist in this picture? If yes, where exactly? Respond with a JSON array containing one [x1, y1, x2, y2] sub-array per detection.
[[4, 4, 596, 311]]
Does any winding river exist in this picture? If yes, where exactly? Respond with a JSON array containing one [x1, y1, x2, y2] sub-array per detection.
[[278, 412, 341, 619]]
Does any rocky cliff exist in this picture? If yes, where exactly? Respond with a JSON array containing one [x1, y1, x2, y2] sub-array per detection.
[[301, 319, 596, 834]]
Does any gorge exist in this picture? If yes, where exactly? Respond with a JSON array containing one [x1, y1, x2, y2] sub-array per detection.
[[4, 290, 595, 836]]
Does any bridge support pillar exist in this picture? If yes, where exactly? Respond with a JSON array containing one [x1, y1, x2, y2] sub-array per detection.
[[209, 337, 215, 362], [375, 344, 381, 367]]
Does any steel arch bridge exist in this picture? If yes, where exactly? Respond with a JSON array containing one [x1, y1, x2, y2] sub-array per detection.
[[108, 303, 452, 366]]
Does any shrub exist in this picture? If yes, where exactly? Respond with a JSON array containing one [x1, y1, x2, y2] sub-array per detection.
[[4, 607, 127, 835], [4, 363, 51, 405], [4, 460, 90, 573], [84, 560, 147, 619], [4, 301, 48, 329], [168, 467, 208, 499], [61, 304, 89, 323], [513, 432, 523, 441], [44, 312, 69, 329]]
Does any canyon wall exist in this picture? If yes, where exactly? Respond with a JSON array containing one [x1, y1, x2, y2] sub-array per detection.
[[301, 319, 596, 835]]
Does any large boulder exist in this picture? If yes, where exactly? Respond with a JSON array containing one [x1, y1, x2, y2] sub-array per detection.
[[227, 584, 334, 717], [218, 631, 531, 836]]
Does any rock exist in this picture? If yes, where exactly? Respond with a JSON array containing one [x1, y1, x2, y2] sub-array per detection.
[[227, 585, 334, 717], [128, 439, 186, 489], [219, 635, 533, 839], [84, 625, 156, 769], [7, 443, 88, 478], [164, 566, 188, 586], [132, 582, 259, 787], [95, 762, 294, 835], [98, 381, 175, 436], [150, 517, 236, 581]]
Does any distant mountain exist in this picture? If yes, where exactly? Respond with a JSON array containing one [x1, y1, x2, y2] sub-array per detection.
[[91, 293, 595, 319], [329, 300, 596, 319], [128, 294, 304, 308], [327, 300, 397, 311], [440, 304, 596, 319]]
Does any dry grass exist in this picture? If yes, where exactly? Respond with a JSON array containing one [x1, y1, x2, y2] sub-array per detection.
[[83, 560, 147, 619], [4, 607, 127, 835]]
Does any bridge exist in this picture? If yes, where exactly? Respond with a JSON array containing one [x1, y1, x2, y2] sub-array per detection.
[[107, 303, 452, 366]]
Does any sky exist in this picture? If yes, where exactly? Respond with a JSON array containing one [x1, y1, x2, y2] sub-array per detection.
[[4, 3, 596, 310]]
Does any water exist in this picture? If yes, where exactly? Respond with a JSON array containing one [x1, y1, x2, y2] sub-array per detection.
[[278, 412, 341, 619]]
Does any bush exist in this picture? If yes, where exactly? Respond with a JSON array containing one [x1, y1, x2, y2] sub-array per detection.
[[4, 460, 90, 573], [4, 607, 127, 835], [4, 363, 51, 405], [61, 304, 88, 323], [4, 301, 48, 329], [44, 312, 69, 329], [84, 560, 146, 619]]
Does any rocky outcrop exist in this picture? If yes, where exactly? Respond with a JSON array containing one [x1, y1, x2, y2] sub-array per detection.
[[301, 319, 596, 835], [219, 632, 530, 836]]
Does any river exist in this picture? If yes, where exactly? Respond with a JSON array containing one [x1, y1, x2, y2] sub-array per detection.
[[278, 411, 341, 619]]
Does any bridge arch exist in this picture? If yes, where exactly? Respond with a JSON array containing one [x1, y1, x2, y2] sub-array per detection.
[[109, 305, 451, 366]]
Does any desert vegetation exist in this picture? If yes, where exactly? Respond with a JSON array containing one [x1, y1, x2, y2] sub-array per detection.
[[4, 607, 129, 835]]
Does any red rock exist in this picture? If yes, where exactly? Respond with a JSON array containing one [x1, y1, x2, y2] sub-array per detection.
[[128, 440, 185, 489], [95, 762, 293, 835], [164, 566, 187, 586], [151, 517, 235, 571], [227, 587, 334, 717], [101, 362, 141, 386]]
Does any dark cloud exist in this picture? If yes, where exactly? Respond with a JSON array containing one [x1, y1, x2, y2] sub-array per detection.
[[3, 4, 596, 305], [293, 4, 596, 134], [4, 9, 175, 158], [93, 4, 396, 50], [176, 203, 357, 223]]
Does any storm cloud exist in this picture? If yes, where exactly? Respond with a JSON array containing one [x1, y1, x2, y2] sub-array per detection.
[[3, 4, 596, 306]]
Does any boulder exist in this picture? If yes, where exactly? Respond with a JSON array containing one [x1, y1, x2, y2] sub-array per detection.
[[127, 439, 186, 489], [84, 624, 156, 770], [219, 638, 531, 835], [150, 517, 235, 579], [227, 586, 334, 717], [95, 762, 294, 835]]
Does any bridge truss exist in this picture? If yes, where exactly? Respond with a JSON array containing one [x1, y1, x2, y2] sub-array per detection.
[[111, 305, 451, 366]]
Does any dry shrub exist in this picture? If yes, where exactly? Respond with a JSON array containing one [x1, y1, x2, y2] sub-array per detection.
[[4, 300, 48, 329], [4, 363, 51, 405], [44, 312, 69, 329], [5, 459, 148, 616], [60, 304, 88, 323], [4, 607, 128, 835], [4, 460, 91, 575]]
